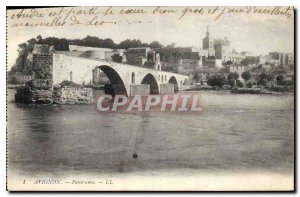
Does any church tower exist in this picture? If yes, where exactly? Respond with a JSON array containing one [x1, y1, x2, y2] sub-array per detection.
[[202, 26, 214, 50], [202, 26, 215, 57]]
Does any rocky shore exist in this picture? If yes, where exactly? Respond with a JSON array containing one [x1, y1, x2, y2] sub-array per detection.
[[15, 85, 93, 104], [52, 86, 93, 104]]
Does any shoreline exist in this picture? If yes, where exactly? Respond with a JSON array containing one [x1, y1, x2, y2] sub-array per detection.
[[183, 88, 294, 95]]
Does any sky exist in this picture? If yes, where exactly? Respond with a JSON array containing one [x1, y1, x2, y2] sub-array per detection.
[[7, 6, 294, 70]]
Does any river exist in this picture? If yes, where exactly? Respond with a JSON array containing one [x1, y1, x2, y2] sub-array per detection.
[[7, 89, 294, 178]]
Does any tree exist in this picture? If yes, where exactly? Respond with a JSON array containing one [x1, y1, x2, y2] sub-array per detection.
[[103, 38, 116, 49], [207, 74, 227, 87], [236, 79, 244, 87], [233, 72, 239, 80], [246, 81, 253, 88], [10, 76, 19, 84], [193, 72, 201, 83], [68, 36, 116, 49], [257, 72, 267, 80], [149, 41, 163, 49], [227, 72, 239, 81], [17, 43, 27, 52], [27, 38, 38, 51], [227, 72, 239, 88], [228, 79, 235, 87], [10, 42, 33, 74], [256, 72, 269, 86], [259, 79, 268, 86], [111, 54, 122, 63], [241, 71, 251, 81], [277, 75, 284, 85], [38, 37, 69, 51], [118, 39, 143, 49], [266, 74, 274, 81], [285, 80, 294, 86], [37, 35, 42, 41], [227, 73, 233, 80]]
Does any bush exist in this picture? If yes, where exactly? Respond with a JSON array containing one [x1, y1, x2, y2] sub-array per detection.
[[60, 80, 80, 87], [285, 80, 294, 86], [111, 54, 122, 63], [207, 75, 227, 87], [277, 75, 284, 85], [10, 76, 19, 84], [267, 85, 287, 92], [266, 74, 274, 81], [236, 80, 244, 87], [193, 72, 202, 83], [26, 79, 52, 90], [257, 79, 268, 86], [227, 72, 239, 81], [227, 79, 235, 87], [246, 82, 253, 88], [241, 71, 251, 81]]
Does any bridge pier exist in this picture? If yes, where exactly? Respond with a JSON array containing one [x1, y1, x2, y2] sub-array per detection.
[[130, 84, 150, 97], [160, 84, 175, 94], [129, 83, 176, 96]]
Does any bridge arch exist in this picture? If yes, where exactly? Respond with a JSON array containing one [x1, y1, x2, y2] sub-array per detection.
[[141, 73, 159, 94], [97, 65, 128, 96], [168, 76, 179, 93]]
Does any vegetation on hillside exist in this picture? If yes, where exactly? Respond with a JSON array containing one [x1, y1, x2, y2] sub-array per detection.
[[9, 35, 164, 75]]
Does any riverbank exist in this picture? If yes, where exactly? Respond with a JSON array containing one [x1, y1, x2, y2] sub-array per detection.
[[231, 88, 272, 94], [185, 85, 294, 94]]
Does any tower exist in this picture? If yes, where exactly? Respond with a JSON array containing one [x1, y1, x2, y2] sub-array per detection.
[[202, 26, 215, 57], [214, 37, 230, 61], [154, 53, 161, 71], [206, 26, 210, 37], [202, 26, 214, 50]]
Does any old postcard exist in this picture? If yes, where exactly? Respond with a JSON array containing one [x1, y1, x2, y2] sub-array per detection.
[[6, 6, 294, 191]]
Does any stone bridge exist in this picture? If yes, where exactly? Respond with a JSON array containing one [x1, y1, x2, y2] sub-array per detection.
[[52, 52, 189, 97]]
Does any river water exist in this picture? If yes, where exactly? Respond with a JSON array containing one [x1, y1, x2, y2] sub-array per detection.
[[7, 89, 294, 177]]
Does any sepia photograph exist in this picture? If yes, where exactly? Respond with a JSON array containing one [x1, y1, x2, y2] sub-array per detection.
[[6, 6, 294, 191]]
